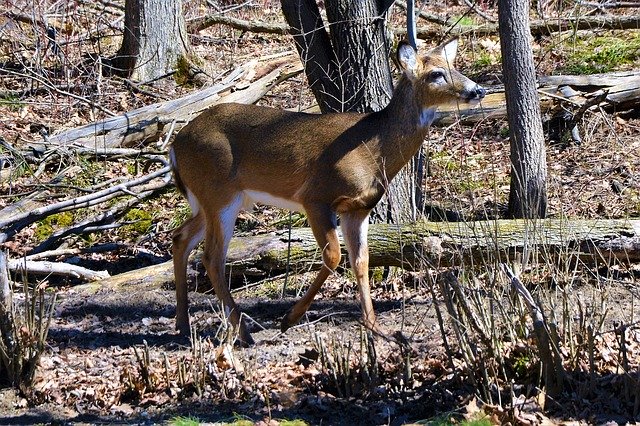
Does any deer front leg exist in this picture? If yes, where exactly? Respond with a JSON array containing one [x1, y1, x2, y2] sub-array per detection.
[[281, 204, 340, 332], [341, 210, 377, 330], [201, 196, 254, 346], [172, 212, 205, 335]]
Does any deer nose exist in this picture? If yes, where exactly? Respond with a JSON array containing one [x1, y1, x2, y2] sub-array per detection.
[[475, 86, 487, 99]]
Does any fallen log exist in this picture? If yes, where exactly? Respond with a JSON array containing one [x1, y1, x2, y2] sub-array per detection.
[[40, 55, 302, 150], [438, 70, 640, 125], [85, 218, 640, 291], [32, 67, 640, 152], [188, 11, 640, 39]]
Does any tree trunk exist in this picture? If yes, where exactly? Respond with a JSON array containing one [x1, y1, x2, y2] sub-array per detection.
[[114, 0, 189, 82], [280, 0, 341, 113], [498, 0, 548, 219], [324, 0, 393, 112], [281, 0, 422, 223]]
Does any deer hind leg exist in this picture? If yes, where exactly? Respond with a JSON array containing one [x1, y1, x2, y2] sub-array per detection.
[[201, 193, 255, 346], [173, 210, 205, 335], [341, 210, 377, 331], [281, 204, 340, 332]]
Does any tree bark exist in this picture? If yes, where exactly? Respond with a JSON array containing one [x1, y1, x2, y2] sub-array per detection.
[[84, 219, 640, 290], [324, 0, 393, 112], [114, 0, 189, 81], [498, 0, 548, 219]]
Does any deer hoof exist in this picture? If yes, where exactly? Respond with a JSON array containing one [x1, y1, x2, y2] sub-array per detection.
[[237, 328, 255, 347], [280, 312, 295, 333]]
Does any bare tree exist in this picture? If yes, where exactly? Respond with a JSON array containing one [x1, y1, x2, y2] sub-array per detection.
[[280, 0, 424, 223], [498, 0, 548, 218], [113, 0, 189, 82]]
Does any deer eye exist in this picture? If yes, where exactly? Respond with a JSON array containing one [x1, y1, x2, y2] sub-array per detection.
[[429, 70, 445, 81]]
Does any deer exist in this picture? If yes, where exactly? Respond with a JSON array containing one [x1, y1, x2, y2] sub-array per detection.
[[169, 37, 486, 346]]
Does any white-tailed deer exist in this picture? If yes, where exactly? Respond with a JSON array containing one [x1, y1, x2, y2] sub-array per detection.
[[170, 38, 485, 345]]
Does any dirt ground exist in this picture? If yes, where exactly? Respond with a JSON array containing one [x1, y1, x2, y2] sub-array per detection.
[[0, 263, 638, 425]]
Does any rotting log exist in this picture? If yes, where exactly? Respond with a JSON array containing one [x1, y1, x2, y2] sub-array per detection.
[[39, 56, 302, 149], [224, 218, 640, 273], [83, 218, 640, 291]]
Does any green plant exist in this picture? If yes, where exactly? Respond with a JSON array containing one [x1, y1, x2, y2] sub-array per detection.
[[449, 15, 475, 27], [121, 208, 153, 236], [168, 416, 200, 426], [415, 413, 492, 425], [471, 53, 496, 71], [34, 211, 75, 242], [280, 420, 309, 426], [0, 94, 25, 112], [562, 34, 640, 74]]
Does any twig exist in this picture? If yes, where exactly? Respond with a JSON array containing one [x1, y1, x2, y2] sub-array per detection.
[[0, 68, 116, 117], [501, 264, 566, 396], [460, 0, 498, 22], [0, 83, 98, 100]]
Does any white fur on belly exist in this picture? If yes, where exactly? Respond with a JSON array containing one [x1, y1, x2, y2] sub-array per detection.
[[244, 190, 305, 212]]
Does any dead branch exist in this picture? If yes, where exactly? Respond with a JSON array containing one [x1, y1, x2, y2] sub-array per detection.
[[416, 14, 640, 37], [578, 1, 640, 8], [436, 70, 640, 125], [0, 166, 171, 244], [188, 13, 290, 34], [185, 9, 640, 41], [7, 258, 109, 282], [23, 244, 126, 261]]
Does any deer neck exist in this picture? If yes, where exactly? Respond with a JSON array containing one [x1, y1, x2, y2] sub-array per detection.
[[374, 75, 433, 179]]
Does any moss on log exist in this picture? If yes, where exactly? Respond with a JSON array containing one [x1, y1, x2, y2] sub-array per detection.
[[86, 218, 640, 292]]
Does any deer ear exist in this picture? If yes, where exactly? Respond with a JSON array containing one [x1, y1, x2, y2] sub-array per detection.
[[397, 41, 419, 76], [441, 37, 458, 64]]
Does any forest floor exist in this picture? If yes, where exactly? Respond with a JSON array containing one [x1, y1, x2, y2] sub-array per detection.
[[1, 0, 640, 425]]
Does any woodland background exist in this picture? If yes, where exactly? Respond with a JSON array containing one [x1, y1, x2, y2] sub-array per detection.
[[0, 0, 640, 424]]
